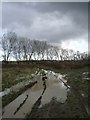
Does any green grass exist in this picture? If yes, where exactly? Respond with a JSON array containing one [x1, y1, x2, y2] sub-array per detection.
[[2, 67, 37, 91], [64, 67, 89, 95]]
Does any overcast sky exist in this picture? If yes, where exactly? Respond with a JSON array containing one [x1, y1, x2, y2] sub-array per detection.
[[2, 2, 88, 52]]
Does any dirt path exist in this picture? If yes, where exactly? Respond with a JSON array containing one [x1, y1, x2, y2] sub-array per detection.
[[3, 69, 89, 118]]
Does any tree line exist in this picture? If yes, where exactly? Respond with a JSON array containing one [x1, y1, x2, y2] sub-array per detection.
[[1, 32, 89, 61]]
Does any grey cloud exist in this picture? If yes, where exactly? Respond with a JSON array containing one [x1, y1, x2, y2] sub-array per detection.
[[2, 2, 88, 45]]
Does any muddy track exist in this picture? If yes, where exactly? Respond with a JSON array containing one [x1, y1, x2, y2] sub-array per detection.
[[28, 73, 47, 116], [3, 69, 88, 118], [2, 81, 37, 107], [59, 78, 69, 89], [14, 95, 29, 115]]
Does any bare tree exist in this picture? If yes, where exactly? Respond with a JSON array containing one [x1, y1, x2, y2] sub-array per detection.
[[2, 32, 88, 61], [40, 41, 47, 60], [28, 40, 48, 60], [47, 46, 54, 60], [13, 37, 23, 61], [81, 52, 88, 60], [21, 37, 29, 60], [68, 49, 75, 60], [52, 46, 59, 60], [2, 32, 17, 61], [28, 40, 37, 60]]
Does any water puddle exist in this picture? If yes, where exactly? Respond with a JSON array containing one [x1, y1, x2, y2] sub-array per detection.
[[3, 69, 69, 118], [82, 72, 90, 80]]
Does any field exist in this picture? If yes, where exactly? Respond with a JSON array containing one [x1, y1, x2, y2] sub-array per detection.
[[1, 60, 90, 118]]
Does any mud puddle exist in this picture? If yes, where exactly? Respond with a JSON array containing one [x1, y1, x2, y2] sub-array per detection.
[[3, 69, 69, 118]]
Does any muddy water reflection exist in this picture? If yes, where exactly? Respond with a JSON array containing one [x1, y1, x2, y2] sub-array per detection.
[[40, 71, 67, 107], [3, 69, 69, 118]]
